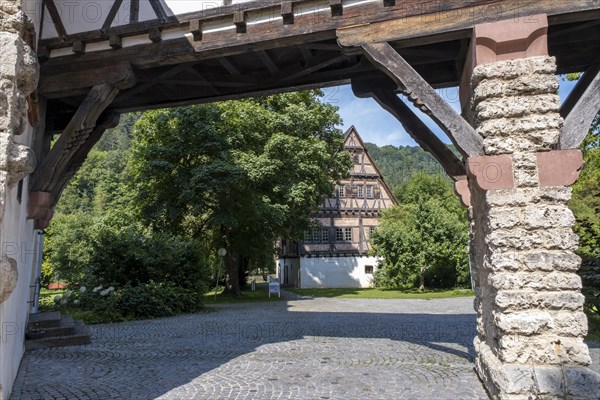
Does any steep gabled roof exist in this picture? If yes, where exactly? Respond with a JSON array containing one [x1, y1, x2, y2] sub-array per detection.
[[342, 126, 398, 205]]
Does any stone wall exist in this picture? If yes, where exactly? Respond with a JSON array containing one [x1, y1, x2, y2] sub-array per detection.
[[0, 2, 39, 398], [468, 56, 600, 399]]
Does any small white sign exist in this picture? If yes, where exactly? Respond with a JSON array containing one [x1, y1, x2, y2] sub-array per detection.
[[269, 282, 280, 298]]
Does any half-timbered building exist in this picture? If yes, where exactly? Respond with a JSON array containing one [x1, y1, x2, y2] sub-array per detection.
[[278, 126, 396, 288]]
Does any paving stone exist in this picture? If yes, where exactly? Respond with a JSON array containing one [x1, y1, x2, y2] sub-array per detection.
[[10, 294, 598, 399]]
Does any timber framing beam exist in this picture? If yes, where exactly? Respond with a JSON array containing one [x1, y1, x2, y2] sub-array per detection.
[[560, 65, 600, 149], [49, 112, 121, 206], [31, 79, 133, 200], [352, 76, 466, 180], [359, 42, 483, 157]]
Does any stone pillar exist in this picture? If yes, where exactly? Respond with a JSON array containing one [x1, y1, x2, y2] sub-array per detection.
[[464, 15, 600, 399]]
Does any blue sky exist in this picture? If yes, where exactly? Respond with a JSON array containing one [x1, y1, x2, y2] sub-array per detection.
[[324, 78, 577, 147]]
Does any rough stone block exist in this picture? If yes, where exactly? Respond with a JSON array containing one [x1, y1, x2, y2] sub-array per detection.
[[471, 56, 557, 85], [498, 335, 591, 365], [475, 94, 559, 121], [489, 272, 582, 291], [477, 114, 562, 138], [522, 205, 575, 229], [473, 74, 559, 104], [495, 310, 554, 335], [486, 228, 579, 251], [486, 207, 521, 229], [552, 311, 588, 337], [520, 251, 581, 272], [494, 290, 585, 312]]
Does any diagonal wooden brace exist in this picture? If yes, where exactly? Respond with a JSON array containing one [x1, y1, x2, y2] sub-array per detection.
[[559, 65, 600, 149], [30, 82, 128, 204], [351, 75, 466, 180], [360, 42, 484, 158]]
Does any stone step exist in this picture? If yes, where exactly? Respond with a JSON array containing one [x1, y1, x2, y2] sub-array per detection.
[[27, 316, 76, 339], [28, 311, 62, 329], [26, 320, 91, 350]]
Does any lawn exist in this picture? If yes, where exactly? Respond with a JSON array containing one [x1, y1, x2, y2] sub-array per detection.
[[286, 287, 474, 299], [204, 284, 284, 304]]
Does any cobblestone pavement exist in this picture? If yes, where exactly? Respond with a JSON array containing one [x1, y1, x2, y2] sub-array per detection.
[[10, 294, 600, 400]]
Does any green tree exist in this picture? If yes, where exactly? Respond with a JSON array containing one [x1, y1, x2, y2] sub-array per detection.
[[129, 91, 351, 296], [371, 173, 469, 290]]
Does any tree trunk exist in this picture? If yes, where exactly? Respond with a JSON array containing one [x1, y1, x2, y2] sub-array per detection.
[[419, 266, 425, 291], [224, 251, 241, 297]]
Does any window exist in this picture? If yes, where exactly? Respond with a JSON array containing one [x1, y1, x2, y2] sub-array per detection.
[[304, 230, 311, 242], [357, 185, 363, 198], [321, 228, 329, 243], [337, 185, 345, 198], [366, 185, 373, 198], [312, 229, 321, 243], [344, 228, 352, 242], [365, 265, 374, 274], [335, 228, 353, 242]]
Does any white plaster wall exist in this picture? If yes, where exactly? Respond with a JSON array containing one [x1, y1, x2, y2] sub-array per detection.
[[276, 258, 300, 287], [299, 256, 377, 288], [0, 132, 37, 400]]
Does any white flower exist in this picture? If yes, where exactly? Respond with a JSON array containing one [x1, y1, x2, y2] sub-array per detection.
[[107, 286, 115, 293], [65, 290, 73, 298], [79, 286, 87, 294], [53, 295, 62, 302], [73, 299, 80, 305], [60, 299, 67, 305], [100, 289, 110, 296], [93, 285, 103, 293]]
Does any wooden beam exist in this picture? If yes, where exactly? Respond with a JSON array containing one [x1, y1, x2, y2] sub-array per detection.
[[31, 84, 123, 193], [257, 50, 279, 75], [281, 54, 349, 81], [361, 42, 483, 157], [190, 20, 202, 41], [372, 89, 466, 180], [559, 66, 600, 149], [234, 11, 247, 34], [130, 0, 139, 23], [109, 34, 122, 49], [118, 63, 194, 102], [329, 0, 343, 16], [73, 41, 85, 54], [102, 0, 124, 34], [44, 0, 67, 39], [148, 27, 162, 43], [337, 0, 599, 47], [149, 0, 168, 22], [560, 64, 600, 118], [50, 112, 121, 207], [219, 57, 241, 77], [40, 64, 135, 99], [282, 2, 294, 25]]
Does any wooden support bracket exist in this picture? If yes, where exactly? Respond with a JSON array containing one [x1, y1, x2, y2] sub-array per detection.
[[329, 0, 342, 16], [360, 42, 484, 157], [31, 80, 131, 203], [559, 65, 600, 149], [234, 11, 247, 33], [351, 75, 466, 180], [281, 2, 294, 25]]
